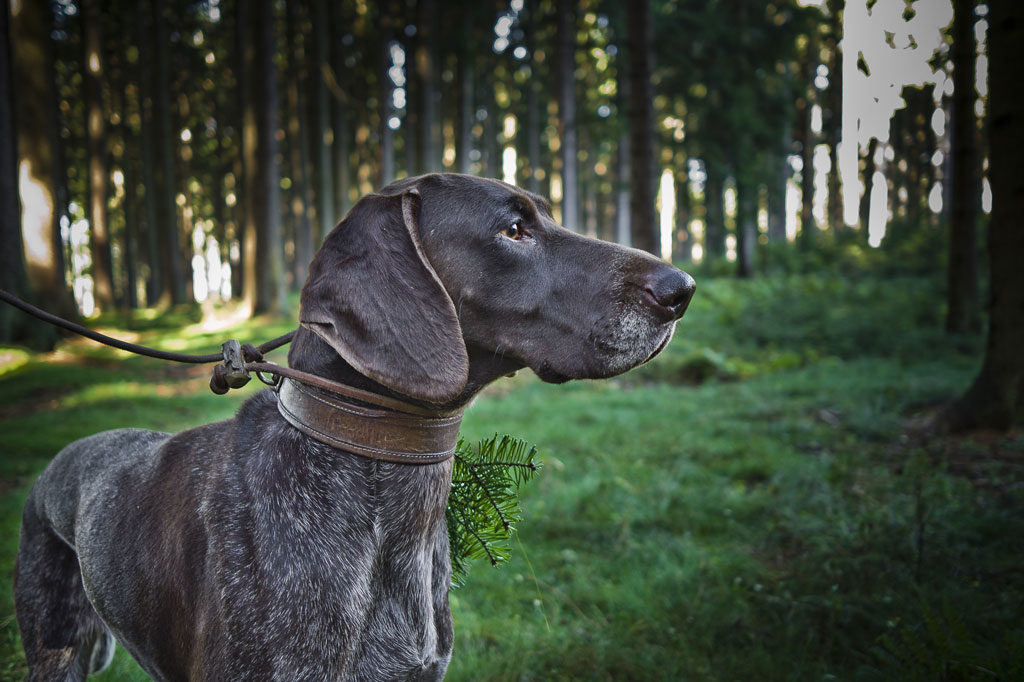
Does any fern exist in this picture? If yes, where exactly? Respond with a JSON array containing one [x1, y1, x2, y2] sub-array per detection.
[[446, 434, 541, 587]]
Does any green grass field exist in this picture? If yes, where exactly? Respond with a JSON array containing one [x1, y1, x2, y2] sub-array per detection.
[[2, 272, 1022, 681]]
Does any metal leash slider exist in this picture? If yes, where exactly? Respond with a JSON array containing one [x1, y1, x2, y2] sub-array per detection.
[[210, 340, 251, 394]]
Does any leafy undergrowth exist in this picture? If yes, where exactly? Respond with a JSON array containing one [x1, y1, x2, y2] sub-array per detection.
[[1, 274, 1021, 681]]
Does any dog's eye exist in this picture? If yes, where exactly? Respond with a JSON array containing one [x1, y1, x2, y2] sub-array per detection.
[[501, 222, 523, 240]]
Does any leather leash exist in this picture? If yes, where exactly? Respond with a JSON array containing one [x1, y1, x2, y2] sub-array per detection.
[[1, 288, 461, 463]]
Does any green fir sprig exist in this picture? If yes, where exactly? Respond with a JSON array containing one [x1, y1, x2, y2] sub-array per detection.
[[447, 434, 541, 587]]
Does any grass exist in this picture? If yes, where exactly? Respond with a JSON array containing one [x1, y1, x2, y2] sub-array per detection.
[[1, 272, 1022, 681]]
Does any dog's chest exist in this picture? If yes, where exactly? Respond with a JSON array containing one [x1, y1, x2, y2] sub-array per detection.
[[208, 453, 454, 679]]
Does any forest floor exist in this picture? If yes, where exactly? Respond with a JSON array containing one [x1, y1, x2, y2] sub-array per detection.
[[1, 269, 1022, 681]]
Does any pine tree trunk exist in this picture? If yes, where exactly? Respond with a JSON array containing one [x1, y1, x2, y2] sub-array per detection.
[[329, 0, 351, 217], [152, 0, 187, 304], [797, 30, 817, 248], [254, 0, 286, 314], [947, 0, 981, 334], [136, 0, 162, 303], [378, 3, 395, 186], [825, 0, 843, 233], [313, 0, 335, 239], [81, 0, 116, 309], [704, 165, 725, 262], [941, 0, 1024, 431], [286, 0, 314, 286], [555, 0, 578, 231], [417, 0, 440, 173], [10, 0, 75, 322], [859, 136, 877, 233], [1, 0, 54, 346], [457, 48, 474, 175], [735, 177, 756, 278], [627, 0, 657, 254]]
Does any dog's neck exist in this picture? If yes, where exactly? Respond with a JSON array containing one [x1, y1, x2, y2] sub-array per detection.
[[286, 327, 523, 412]]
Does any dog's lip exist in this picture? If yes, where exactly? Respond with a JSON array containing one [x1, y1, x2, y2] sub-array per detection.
[[642, 324, 676, 364]]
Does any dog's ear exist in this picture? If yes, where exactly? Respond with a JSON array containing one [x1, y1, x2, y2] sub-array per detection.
[[298, 189, 469, 403]]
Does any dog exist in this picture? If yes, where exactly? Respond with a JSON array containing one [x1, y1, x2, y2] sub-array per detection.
[[14, 173, 695, 681]]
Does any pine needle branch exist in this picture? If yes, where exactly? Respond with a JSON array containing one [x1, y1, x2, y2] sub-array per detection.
[[446, 434, 542, 588]]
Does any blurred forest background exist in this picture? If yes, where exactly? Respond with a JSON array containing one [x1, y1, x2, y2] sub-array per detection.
[[1, 0, 1023, 679]]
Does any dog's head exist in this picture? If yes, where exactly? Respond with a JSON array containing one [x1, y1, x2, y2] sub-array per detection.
[[296, 173, 695, 405]]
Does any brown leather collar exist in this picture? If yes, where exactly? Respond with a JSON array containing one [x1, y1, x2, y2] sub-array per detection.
[[276, 377, 463, 464]]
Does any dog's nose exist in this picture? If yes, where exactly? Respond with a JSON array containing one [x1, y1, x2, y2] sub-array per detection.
[[642, 266, 696, 321]]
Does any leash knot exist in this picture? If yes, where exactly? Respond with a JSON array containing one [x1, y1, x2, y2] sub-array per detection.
[[209, 340, 270, 394]]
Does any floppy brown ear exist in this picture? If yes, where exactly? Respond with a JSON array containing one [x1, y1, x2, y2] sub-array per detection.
[[298, 189, 469, 403]]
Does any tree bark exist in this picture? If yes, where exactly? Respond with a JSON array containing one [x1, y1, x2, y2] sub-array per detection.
[[704, 164, 725, 262], [735, 177, 756, 278], [627, 0, 656, 253], [286, 0, 315, 286], [825, 0, 843, 233], [152, 0, 187, 305], [81, 0, 116, 309], [1, 0, 56, 346], [555, 0, 579, 231], [313, 0, 335, 238], [525, 0, 541, 193], [941, 0, 1024, 431], [947, 0, 981, 334], [10, 0, 75, 322], [329, 0, 351, 217]]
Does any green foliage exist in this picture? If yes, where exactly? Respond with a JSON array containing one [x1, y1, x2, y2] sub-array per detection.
[[447, 435, 541, 587]]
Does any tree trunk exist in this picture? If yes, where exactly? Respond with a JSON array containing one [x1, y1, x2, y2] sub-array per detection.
[[136, 0, 162, 303], [555, 0, 578, 231], [735, 176, 756, 278], [81, 0, 116, 310], [378, 3, 396, 186], [153, 0, 187, 304], [825, 0, 843, 233], [457, 48, 474, 175], [417, 0, 441, 173], [1, 0, 55, 346], [947, 0, 981, 334], [329, 0, 351, 217], [941, 0, 1024, 431], [286, 0, 314, 286], [859, 136, 878, 232], [704, 164, 725, 262], [10, 0, 75, 322], [313, 0, 335, 239], [797, 29, 817, 248], [627, 0, 656, 253], [240, 0, 286, 315], [525, 0, 541, 193], [615, 128, 631, 247]]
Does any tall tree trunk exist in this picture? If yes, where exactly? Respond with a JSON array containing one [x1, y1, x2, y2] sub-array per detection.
[[1, 0, 56, 346], [10, 0, 75, 322], [241, 0, 286, 314], [825, 0, 844, 233], [457, 46, 474, 175], [81, 0, 115, 309], [627, 0, 656, 253], [797, 30, 817, 248], [524, 0, 542, 193], [416, 0, 441, 173], [329, 0, 351, 217], [255, 0, 286, 314], [704, 164, 725, 262], [136, 0, 162, 303], [941, 0, 1024, 431], [153, 0, 187, 304], [859, 136, 878, 232], [947, 0, 981, 334], [378, 3, 396, 186], [735, 176, 756, 278], [555, 0, 578, 231], [313, 0, 335, 239], [286, 0, 314, 286]]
